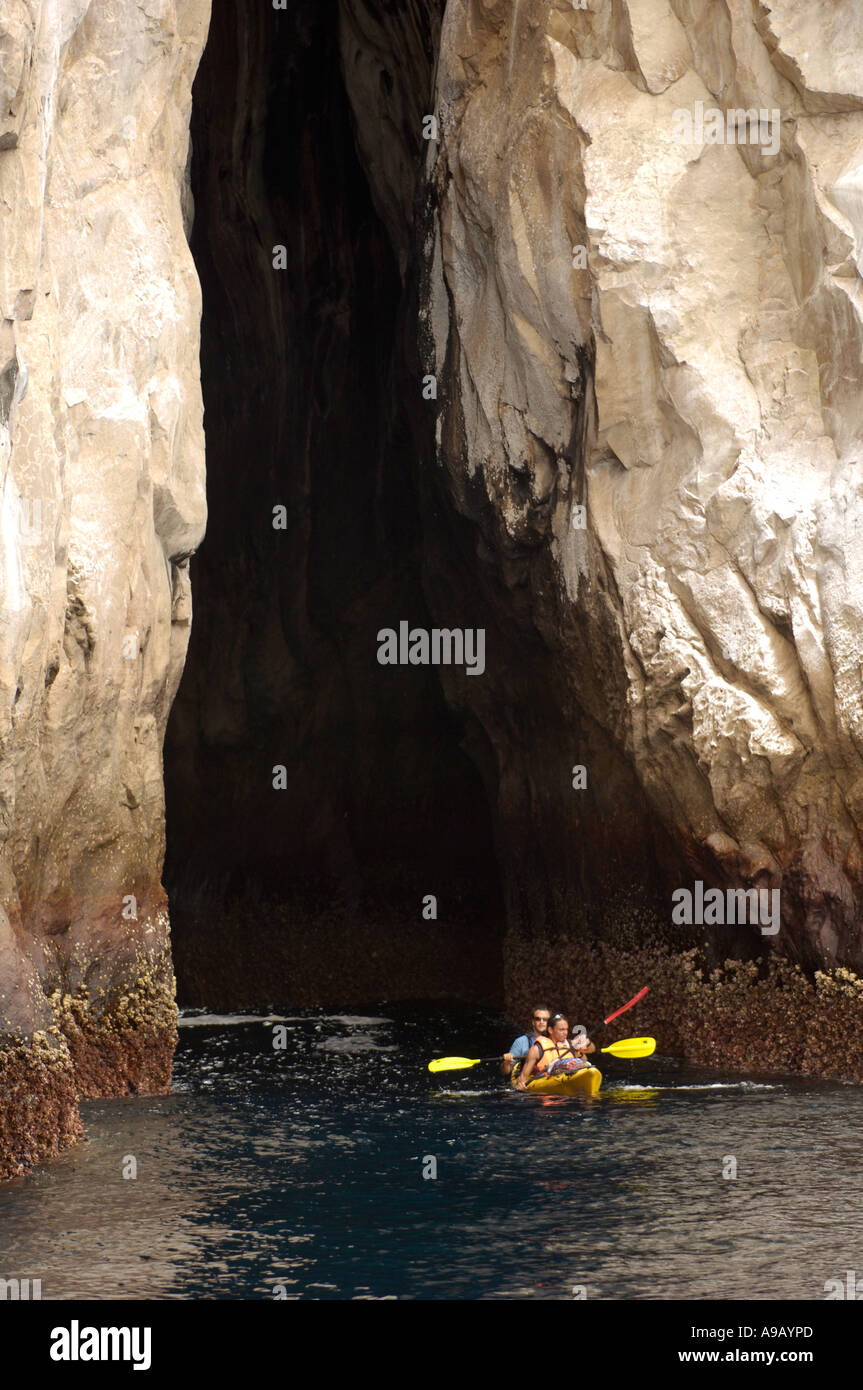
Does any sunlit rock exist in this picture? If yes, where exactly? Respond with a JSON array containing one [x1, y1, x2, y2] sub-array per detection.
[[0, 0, 209, 1177]]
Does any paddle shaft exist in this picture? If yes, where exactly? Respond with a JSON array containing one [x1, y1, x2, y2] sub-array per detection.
[[583, 986, 648, 1041]]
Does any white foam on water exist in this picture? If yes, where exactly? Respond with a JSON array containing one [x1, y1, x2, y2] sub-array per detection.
[[435, 1089, 498, 1097], [483, 1289, 536, 1300], [323, 1016, 392, 1026], [316, 1036, 397, 1053], [611, 1082, 778, 1092], [178, 1013, 290, 1028], [178, 1012, 392, 1028]]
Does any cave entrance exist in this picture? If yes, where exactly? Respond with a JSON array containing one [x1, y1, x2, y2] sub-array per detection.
[[163, 0, 504, 1009]]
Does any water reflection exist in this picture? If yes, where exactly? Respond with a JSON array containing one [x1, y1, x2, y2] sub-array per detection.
[[602, 1087, 662, 1106]]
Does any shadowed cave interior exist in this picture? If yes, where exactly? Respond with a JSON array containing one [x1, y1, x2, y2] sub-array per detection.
[[163, 0, 506, 1008]]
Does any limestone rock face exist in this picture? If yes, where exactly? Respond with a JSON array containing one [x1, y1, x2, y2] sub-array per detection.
[[0, 0, 209, 1177], [353, 0, 863, 970]]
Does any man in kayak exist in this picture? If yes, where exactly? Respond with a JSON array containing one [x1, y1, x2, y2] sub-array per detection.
[[515, 1014, 595, 1089], [500, 1005, 551, 1077]]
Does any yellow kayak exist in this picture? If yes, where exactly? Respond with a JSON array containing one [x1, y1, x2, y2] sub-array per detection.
[[512, 1065, 602, 1097]]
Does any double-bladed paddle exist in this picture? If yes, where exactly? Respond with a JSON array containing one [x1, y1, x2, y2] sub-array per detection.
[[428, 1035, 655, 1073], [427, 985, 653, 1074]]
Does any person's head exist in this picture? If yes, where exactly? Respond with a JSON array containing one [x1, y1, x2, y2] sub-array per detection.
[[548, 1013, 569, 1043], [530, 1005, 551, 1035]]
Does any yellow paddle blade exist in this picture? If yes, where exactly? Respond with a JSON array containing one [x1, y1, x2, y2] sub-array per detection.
[[600, 1036, 656, 1058], [428, 1056, 481, 1073]]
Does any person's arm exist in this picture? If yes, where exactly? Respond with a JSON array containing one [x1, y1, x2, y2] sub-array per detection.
[[515, 1043, 540, 1089], [572, 1034, 595, 1056], [502, 1036, 528, 1076]]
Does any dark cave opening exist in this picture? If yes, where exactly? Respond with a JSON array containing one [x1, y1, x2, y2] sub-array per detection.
[[163, 0, 505, 1008]]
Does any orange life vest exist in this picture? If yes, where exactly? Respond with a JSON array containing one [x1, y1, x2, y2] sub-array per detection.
[[532, 1035, 577, 1075]]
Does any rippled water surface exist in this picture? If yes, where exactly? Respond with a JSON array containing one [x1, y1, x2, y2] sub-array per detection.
[[2, 1006, 860, 1300]]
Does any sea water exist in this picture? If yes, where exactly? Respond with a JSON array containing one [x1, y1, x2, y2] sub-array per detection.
[[0, 1006, 859, 1301]]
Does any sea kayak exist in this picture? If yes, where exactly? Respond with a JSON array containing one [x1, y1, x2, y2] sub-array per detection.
[[512, 1065, 602, 1097]]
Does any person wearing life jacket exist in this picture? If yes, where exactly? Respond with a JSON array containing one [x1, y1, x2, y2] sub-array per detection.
[[515, 1014, 595, 1089]]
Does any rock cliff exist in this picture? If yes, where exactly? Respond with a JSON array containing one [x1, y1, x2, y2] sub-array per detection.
[[0, 0, 209, 1177], [415, 1, 863, 957], [5, 0, 863, 1178], [343, 0, 863, 1068]]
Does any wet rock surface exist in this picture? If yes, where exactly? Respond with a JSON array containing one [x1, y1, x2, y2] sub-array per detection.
[[339, 0, 863, 1065], [416, 1, 863, 971], [0, 0, 209, 1174]]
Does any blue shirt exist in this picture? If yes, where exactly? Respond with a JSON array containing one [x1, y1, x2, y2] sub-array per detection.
[[509, 1034, 535, 1059]]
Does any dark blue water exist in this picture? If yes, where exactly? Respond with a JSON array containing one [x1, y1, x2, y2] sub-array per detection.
[[2, 1006, 861, 1300]]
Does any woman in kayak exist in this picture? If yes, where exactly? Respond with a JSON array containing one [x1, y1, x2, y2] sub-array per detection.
[[514, 1014, 595, 1090]]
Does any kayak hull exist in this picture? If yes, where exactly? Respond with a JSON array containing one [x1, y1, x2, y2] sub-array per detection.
[[513, 1065, 602, 1097]]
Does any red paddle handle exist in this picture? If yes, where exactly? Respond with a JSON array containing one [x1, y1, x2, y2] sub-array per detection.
[[603, 986, 648, 1026], [584, 986, 648, 1037]]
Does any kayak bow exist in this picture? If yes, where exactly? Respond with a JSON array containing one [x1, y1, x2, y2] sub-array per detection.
[[512, 1064, 602, 1097]]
